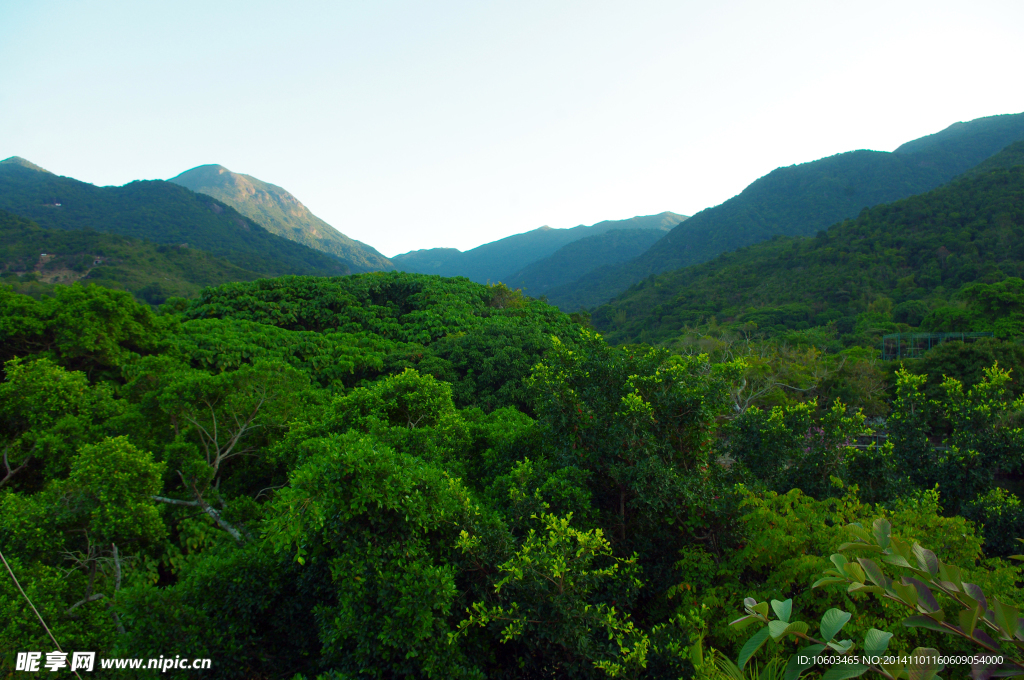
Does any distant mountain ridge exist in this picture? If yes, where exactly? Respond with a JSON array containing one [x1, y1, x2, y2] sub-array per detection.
[[507, 228, 668, 303], [168, 164, 392, 273], [591, 140, 1024, 345], [392, 211, 686, 284], [549, 111, 1024, 310], [0, 160, 347, 278]]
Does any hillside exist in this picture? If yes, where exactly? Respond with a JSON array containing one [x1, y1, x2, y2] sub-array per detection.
[[558, 112, 1024, 310], [507, 228, 667, 303], [0, 209, 262, 303], [169, 164, 392, 272], [0, 160, 348, 278], [592, 142, 1024, 345], [392, 211, 685, 284]]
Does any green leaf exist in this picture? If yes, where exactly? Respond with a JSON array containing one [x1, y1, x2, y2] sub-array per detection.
[[892, 581, 918, 608], [814, 577, 849, 588], [830, 554, 849, 572], [906, 647, 941, 680], [738, 627, 770, 670], [820, 608, 852, 642], [769, 620, 809, 640], [872, 518, 891, 550], [838, 542, 884, 553], [752, 601, 769, 618], [847, 523, 872, 544], [730, 614, 761, 631], [784, 645, 826, 680], [902, 616, 948, 634], [863, 628, 893, 656], [843, 562, 866, 583], [959, 607, 980, 637], [912, 544, 939, 576], [857, 557, 887, 588], [821, 664, 870, 680], [848, 583, 883, 595], [772, 599, 793, 623], [994, 598, 1020, 639]]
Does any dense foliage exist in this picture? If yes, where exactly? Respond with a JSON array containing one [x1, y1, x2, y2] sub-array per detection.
[[2, 267, 1023, 679], [0, 209, 262, 304]]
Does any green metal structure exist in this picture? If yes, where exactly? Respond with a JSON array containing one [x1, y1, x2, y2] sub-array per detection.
[[881, 331, 993, 360]]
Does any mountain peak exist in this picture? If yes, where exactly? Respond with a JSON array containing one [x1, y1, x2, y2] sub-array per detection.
[[1, 156, 52, 173], [169, 164, 392, 273]]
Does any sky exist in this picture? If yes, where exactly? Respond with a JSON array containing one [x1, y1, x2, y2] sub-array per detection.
[[2, 0, 1023, 257]]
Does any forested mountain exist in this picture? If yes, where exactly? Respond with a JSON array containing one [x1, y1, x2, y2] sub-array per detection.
[[0, 160, 348, 277], [392, 211, 685, 284], [557, 112, 1024, 310], [593, 141, 1024, 345], [0, 209, 261, 303], [507, 228, 667, 303], [1, 156, 52, 174], [169, 164, 393, 272]]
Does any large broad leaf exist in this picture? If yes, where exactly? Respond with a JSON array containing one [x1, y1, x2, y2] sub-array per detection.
[[872, 518, 891, 550], [959, 606, 981, 637], [738, 627, 770, 670], [893, 581, 919, 608], [912, 544, 939, 576], [769, 620, 809, 640], [847, 523, 873, 544], [839, 542, 884, 553], [863, 628, 893, 656], [784, 645, 826, 680], [843, 562, 866, 584], [857, 557, 888, 588], [902, 615, 948, 634], [847, 583, 883, 595], [772, 599, 793, 623], [907, 647, 941, 680], [814, 577, 848, 588], [821, 663, 869, 680], [820, 608, 852, 642], [905, 577, 941, 612], [729, 614, 762, 631], [993, 598, 1020, 639]]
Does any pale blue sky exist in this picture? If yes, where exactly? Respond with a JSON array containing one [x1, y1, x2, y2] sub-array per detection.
[[3, 0, 1022, 256]]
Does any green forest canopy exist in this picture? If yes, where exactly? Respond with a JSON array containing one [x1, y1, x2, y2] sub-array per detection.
[[2, 271, 1023, 678]]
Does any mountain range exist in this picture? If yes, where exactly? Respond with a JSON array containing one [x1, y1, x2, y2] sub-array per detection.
[[591, 140, 1024, 345], [392, 211, 686, 284], [168, 164, 392, 273], [0, 158, 346, 278], [547, 112, 1024, 311]]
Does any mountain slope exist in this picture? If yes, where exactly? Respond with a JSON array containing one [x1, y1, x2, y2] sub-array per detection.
[[392, 212, 686, 284], [507, 228, 668, 303], [558, 112, 1024, 310], [0, 161, 347, 278], [592, 141, 1024, 345], [168, 164, 392, 272], [0, 209, 262, 303], [1, 156, 52, 174]]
